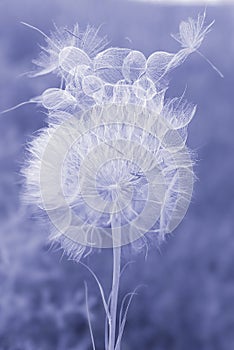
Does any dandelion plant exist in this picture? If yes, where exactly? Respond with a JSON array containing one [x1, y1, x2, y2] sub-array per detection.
[[13, 11, 221, 350]]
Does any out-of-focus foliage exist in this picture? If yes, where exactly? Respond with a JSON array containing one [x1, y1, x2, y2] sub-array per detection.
[[0, 150, 96, 350], [0, 1, 233, 350]]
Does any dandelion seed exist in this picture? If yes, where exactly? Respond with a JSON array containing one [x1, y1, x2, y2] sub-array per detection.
[[59, 46, 92, 74], [24, 22, 108, 77], [171, 11, 214, 52], [122, 50, 147, 82], [171, 11, 223, 77], [94, 48, 132, 84], [162, 96, 197, 130], [41, 88, 77, 111]]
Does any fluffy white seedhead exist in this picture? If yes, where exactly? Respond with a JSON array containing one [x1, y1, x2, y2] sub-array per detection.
[[23, 103, 194, 260], [22, 13, 214, 260]]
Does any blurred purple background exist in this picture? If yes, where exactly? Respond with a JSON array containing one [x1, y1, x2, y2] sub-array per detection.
[[0, 1, 233, 349]]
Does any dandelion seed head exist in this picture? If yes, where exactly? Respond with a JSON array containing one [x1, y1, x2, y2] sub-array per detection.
[[22, 14, 214, 260], [23, 103, 194, 259]]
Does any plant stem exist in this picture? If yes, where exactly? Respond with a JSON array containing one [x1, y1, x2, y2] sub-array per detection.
[[108, 214, 121, 350]]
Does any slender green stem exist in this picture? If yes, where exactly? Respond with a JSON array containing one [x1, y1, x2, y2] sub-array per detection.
[[108, 214, 121, 350]]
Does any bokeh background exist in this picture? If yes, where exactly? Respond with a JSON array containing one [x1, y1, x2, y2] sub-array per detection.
[[0, 1, 233, 349]]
